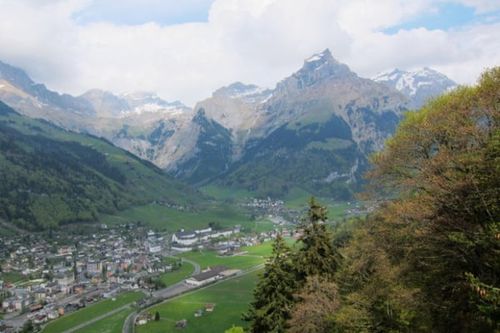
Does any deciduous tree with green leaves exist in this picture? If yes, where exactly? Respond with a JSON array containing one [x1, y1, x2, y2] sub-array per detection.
[[365, 67, 500, 332]]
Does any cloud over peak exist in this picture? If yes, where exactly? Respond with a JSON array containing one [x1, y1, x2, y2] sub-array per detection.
[[0, 0, 498, 105]]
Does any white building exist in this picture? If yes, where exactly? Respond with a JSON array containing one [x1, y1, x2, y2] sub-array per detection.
[[148, 244, 162, 253], [185, 266, 228, 286], [172, 230, 197, 246]]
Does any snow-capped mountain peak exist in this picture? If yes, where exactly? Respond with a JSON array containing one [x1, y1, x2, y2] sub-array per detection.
[[305, 49, 333, 63], [213, 82, 267, 99], [373, 67, 457, 108], [119, 92, 190, 116]]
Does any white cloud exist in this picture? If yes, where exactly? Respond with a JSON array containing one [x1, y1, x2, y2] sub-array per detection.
[[0, 0, 498, 105]]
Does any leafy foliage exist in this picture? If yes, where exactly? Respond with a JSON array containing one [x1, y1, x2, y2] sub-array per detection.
[[224, 326, 245, 333], [288, 276, 340, 333], [363, 67, 500, 331]]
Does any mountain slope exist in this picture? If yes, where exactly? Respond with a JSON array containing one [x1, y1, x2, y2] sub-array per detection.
[[373, 67, 457, 108], [171, 109, 234, 184], [0, 101, 199, 230]]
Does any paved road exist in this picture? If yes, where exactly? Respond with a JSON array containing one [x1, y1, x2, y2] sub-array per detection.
[[4, 287, 102, 331], [182, 258, 201, 275]]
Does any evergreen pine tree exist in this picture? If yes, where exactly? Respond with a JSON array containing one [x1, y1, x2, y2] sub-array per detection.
[[244, 234, 297, 333], [294, 198, 338, 280]]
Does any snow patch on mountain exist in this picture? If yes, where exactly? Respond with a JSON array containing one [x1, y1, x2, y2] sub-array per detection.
[[373, 67, 457, 108]]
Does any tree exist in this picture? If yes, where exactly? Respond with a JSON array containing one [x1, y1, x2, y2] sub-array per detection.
[[333, 216, 425, 332], [154, 311, 160, 321], [293, 198, 338, 280], [244, 234, 297, 333], [288, 275, 340, 333], [19, 320, 35, 333], [224, 326, 245, 333], [365, 67, 500, 332]]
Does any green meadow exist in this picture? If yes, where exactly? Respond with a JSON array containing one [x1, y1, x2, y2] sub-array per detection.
[[73, 308, 132, 333], [100, 202, 254, 232], [177, 240, 280, 271], [159, 261, 195, 286], [42, 291, 144, 333], [137, 270, 261, 333], [0, 272, 26, 284]]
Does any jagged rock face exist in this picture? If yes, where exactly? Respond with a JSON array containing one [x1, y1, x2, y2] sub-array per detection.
[[373, 67, 457, 109], [195, 83, 271, 131], [0, 61, 95, 131], [262, 49, 407, 154], [170, 109, 233, 184], [80, 89, 131, 117]]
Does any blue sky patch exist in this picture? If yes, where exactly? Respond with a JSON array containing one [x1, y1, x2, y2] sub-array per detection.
[[384, 2, 500, 34], [73, 0, 215, 26]]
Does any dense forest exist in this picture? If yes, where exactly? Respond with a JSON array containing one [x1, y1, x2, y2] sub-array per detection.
[[242, 68, 499, 332], [0, 102, 199, 230]]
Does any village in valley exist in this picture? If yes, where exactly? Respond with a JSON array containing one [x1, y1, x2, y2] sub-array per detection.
[[0, 199, 298, 333]]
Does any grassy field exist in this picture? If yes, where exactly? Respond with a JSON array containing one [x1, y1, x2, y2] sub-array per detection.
[[100, 203, 253, 232], [244, 219, 276, 233], [160, 262, 194, 286], [179, 251, 264, 271], [137, 270, 261, 333], [74, 308, 132, 333], [0, 272, 27, 284], [200, 185, 351, 224], [177, 239, 296, 271], [42, 291, 144, 333], [325, 201, 351, 221], [200, 185, 254, 202]]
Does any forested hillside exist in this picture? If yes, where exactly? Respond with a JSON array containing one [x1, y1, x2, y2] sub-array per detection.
[[244, 68, 499, 332], [0, 101, 200, 230]]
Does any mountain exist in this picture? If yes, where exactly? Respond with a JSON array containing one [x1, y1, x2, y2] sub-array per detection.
[[171, 109, 234, 184], [373, 67, 457, 108], [0, 101, 199, 230], [0, 62, 195, 170], [80, 89, 190, 118], [0, 50, 454, 200], [194, 49, 407, 198]]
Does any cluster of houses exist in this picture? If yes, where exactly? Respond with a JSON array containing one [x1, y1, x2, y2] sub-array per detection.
[[241, 198, 286, 216], [0, 225, 173, 329]]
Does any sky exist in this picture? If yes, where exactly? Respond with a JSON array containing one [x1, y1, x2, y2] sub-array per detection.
[[0, 0, 499, 105]]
